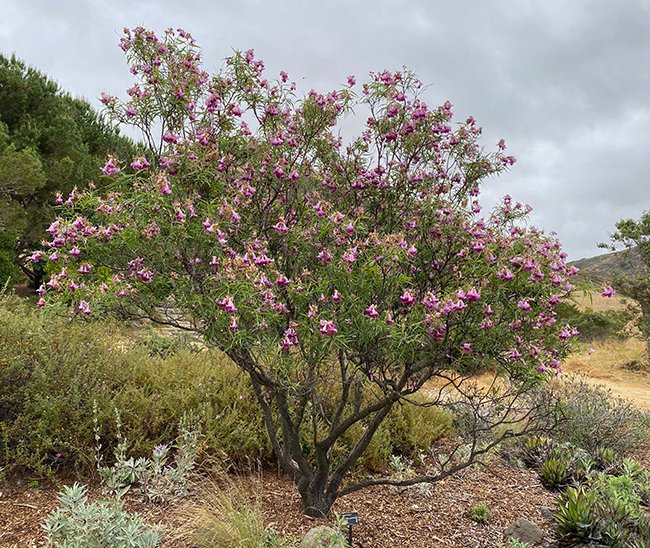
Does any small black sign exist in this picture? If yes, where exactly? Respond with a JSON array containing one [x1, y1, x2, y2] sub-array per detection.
[[341, 512, 360, 526]]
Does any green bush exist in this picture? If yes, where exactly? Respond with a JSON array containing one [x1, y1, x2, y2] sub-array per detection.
[[0, 295, 454, 476], [553, 469, 650, 545], [555, 302, 628, 341], [0, 249, 18, 286], [334, 396, 453, 471], [0, 294, 270, 474]]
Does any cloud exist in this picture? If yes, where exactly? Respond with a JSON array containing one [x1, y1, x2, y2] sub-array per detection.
[[2, 0, 649, 260]]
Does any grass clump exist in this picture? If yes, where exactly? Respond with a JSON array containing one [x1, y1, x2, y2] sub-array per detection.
[[171, 477, 294, 547]]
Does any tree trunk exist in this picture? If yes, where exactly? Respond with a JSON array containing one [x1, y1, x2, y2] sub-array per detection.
[[299, 485, 336, 517]]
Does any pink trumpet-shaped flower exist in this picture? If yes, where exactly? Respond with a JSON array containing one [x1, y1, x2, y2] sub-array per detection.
[[365, 304, 380, 318], [601, 286, 616, 298], [319, 319, 337, 336]]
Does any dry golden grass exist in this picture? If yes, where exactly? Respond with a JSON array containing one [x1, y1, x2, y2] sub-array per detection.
[[564, 338, 650, 409], [571, 289, 629, 313], [169, 474, 296, 548]]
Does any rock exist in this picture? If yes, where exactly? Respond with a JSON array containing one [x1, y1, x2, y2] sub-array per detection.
[[504, 518, 545, 546], [539, 506, 554, 520], [301, 525, 348, 548]]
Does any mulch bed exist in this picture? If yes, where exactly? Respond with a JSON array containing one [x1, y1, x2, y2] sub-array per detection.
[[0, 457, 557, 547]]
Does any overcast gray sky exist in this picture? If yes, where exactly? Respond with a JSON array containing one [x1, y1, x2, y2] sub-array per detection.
[[2, 0, 649, 260]]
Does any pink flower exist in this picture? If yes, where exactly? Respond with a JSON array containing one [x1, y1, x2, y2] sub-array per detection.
[[130, 156, 150, 171], [332, 289, 342, 303], [101, 158, 120, 177], [497, 269, 514, 281], [78, 263, 93, 274], [342, 247, 358, 264], [508, 348, 522, 360], [229, 316, 239, 332], [78, 301, 92, 315], [37, 298, 45, 308], [281, 327, 299, 349], [465, 288, 481, 302], [365, 304, 380, 318], [273, 217, 289, 234], [203, 219, 215, 234], [159, 179, 172, 195], [601, 286, 616, 298], [317, 249, 333, 264], [319, 319, 337, 336], [219, 296, 237, 314], [421, 292, 439, 310], [400, 289, 416, 306], [461, 342, 473, 354], [347, 75, 356, 86], [517, 300, 531, 312], [162, 131, 179, 144], [29, 250, 44, 262]]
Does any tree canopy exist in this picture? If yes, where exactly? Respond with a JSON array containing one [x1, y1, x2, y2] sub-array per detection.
[[604, 211, 650, 351], [0, 53, 136, 283], [40, 27, 579, 515]]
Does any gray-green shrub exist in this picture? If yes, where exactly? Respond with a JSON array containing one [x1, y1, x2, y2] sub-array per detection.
[[43, 483, 162, 547], [551, 376, 649, 456]]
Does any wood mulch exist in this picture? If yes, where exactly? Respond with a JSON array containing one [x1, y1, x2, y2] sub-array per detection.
[[0, 457, 557, 547]]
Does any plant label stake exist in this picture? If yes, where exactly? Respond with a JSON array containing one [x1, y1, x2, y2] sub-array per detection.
[[341, 512, 359, 547]]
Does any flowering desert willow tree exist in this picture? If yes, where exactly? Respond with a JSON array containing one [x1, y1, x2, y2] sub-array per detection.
[[38, 27, 579, 516]]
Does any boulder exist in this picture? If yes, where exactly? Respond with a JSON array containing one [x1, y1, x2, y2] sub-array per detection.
[[504, 517, 545, 546], [301, 525, 348, 548]]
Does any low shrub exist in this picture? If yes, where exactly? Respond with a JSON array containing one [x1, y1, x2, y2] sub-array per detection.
[[0, 295, 455, 476], [555, 302, 628, 342], [0, 294, 269, 475], [553, 468, 650, 545], [43, 483, 162, 547], [95, 409, 201, 503], [0, 232, 19, 286], [550, 376, 649, 457]]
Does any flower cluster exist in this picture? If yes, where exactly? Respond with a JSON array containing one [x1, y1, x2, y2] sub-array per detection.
[[39, 27, 578, 382]]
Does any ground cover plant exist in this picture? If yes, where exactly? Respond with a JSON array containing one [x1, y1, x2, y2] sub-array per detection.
[[38, 26, 587, 516]]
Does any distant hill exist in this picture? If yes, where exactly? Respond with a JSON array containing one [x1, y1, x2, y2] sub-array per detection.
[[571, 247, 645, 281]]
